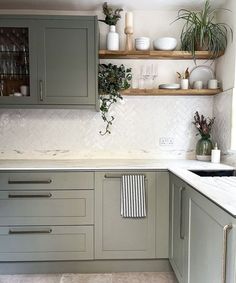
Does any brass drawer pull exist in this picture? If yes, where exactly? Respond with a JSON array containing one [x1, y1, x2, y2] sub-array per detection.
[[8, 179, 52, 184], [8, 193, 52, 198], [9, 228, 52, 234]]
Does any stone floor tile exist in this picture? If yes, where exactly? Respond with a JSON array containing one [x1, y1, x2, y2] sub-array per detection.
[[60, 273, 112, 283]]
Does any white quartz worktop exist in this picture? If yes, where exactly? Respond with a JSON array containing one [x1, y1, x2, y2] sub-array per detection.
[[0, 159, 233, 171], [0, 159, 236, 217]]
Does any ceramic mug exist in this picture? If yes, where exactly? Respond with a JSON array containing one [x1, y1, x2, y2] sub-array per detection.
[[193, 80, 203, 89], [208, 79, 220, 89]]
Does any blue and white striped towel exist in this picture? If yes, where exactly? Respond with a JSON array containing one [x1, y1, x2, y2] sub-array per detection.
[[121, 174, 146, 218]]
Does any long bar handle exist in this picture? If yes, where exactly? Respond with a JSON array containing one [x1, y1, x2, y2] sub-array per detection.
[[8, 193, 52, 198], [39, 80, 43, 101], [180, 187, 186, 240], [8, 179, 52, 184], [222, 224, 233, 283], [9, 228, 52, 235], [104, 174, 146, 179]]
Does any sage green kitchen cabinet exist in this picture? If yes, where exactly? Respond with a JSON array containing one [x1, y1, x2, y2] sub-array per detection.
[[170, 173, 236, 283], [169, 173, 188, 283], [37, 17, 98, 106], [0, 18, 38, 105], [0, 170, 95, 261], [95, 171, 156, 259], [0, 16, 98, 108], [186, 185, 236, 283]]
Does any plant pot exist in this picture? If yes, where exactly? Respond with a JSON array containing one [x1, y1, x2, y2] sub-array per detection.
[[180, 79, 189, 89], [196, 135, 213, 161], [107, 25, 119, 51]]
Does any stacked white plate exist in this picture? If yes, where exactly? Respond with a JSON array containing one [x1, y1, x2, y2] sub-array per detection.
[[159, 83, 180, 90], [135, 37, 150, 51]]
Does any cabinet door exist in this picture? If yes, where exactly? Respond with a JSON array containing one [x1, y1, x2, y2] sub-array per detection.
[[169, 174, 188, 283], [95, 171, 156, 259], [0, 18, 38, 105], [37, 17, 98, 106], [186, 187, 236, 283]]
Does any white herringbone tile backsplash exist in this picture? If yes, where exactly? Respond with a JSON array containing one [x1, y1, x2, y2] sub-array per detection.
[[0, 96, 213, 159]]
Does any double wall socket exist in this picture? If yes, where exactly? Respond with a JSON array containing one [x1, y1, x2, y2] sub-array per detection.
[[159, 137, 174, 146]]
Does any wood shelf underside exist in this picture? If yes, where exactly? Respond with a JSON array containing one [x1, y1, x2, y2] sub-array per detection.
[[99, 50, 224, 60], [121, 88, 222, 96]]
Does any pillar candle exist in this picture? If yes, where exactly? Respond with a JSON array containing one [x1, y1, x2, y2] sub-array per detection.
[[125, 12, 133, 29]]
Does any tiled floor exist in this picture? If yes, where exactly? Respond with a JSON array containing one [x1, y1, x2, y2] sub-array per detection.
[[0, 272, 177, 283]]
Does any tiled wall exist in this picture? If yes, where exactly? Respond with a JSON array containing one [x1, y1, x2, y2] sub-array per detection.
[[0, 96, 213, 159], [0, 9, 221, 159]]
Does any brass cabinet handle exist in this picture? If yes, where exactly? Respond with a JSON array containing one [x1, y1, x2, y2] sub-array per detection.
[[180, 187, 186, 240], [9, 228, 52, 234], [39, 80, 43, 101], [8, 192, 52, 198], [8, 179, 52, 184], [222, 224, 233, 283]]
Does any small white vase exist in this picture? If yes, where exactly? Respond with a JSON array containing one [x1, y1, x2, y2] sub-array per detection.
[[107, 25, 119, 51], [180, 79, 189, 90]]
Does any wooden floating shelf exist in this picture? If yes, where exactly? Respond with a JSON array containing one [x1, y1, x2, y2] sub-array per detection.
[[121, 88, 222, 96], [99, 50, 224, 60]]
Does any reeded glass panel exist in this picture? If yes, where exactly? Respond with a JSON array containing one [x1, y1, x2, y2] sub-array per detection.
[[0, 27, 30, 97]]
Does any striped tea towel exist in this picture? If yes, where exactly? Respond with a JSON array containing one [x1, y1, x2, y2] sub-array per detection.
[[121, 174, 146, 218]]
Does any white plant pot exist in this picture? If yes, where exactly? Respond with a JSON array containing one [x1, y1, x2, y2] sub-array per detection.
[[107, 25, 119, 51], [180, 79, 189, 90]]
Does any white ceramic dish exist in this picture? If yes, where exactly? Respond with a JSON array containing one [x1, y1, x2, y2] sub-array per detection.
[[189, 65, 215, 88], [135, 37, 150, 51], [159, 83, 180, 90], [153, 37, 177, 51]]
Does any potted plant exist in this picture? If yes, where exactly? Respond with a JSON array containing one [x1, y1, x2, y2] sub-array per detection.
[[98, 63, 132, 135], [174, 0, 233, 59], [99, 2, 123, 50], [177, 67, 190, 89]]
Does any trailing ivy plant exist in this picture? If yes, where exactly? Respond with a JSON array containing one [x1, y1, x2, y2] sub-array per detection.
[[98, 63, 132, 136]]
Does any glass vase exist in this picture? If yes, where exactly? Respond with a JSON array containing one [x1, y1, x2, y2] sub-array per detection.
[[196, 135, 213, 161]]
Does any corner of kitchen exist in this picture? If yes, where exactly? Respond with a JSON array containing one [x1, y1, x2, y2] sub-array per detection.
[[0, 0, 235, 282]]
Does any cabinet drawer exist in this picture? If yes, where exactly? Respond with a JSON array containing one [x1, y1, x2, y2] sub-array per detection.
[[0, 171, 94, 190], [0, 190, 94, 225], [0, 226, 93, 261]]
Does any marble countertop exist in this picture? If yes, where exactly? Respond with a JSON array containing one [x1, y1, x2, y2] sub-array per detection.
[[0, 159, 233, 171], [0, 158, 235, 217]]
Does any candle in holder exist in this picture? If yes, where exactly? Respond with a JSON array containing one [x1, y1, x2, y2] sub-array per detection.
[[125, 12, 133, 29], [125, 12, 133, 51]]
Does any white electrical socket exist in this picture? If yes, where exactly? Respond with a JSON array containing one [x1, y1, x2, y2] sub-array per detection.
[[159, 137, 174, 146]]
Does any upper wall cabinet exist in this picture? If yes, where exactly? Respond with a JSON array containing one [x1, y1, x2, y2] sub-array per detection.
[[0, 16, 98, 109]]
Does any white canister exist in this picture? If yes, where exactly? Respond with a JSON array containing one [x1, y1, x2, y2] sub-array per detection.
[[193, 81, 203, 89], [180, 79, 189, 90], [107, 25, 119, 51], [211, 143, 221, 163]]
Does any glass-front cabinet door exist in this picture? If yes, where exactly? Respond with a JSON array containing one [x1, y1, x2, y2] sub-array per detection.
[[0, 19, 37, 105]]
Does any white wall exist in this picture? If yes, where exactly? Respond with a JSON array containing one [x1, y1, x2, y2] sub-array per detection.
[[214, 0, 236, 165], [0, 9, 214, 159]]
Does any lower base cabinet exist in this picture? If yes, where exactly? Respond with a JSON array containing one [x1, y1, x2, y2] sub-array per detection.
[[186, 187, 236, 283], [95, 171, 156, 259], [0, 226, 94, 261], [169, 173, 236, 283]]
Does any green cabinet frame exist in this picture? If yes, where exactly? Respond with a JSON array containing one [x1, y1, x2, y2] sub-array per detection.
[[0, 15, 98, 109]]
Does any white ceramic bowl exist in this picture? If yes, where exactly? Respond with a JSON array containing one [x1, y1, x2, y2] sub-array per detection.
[[153, 37, 177, 51], [135, 37, 150, 51]]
